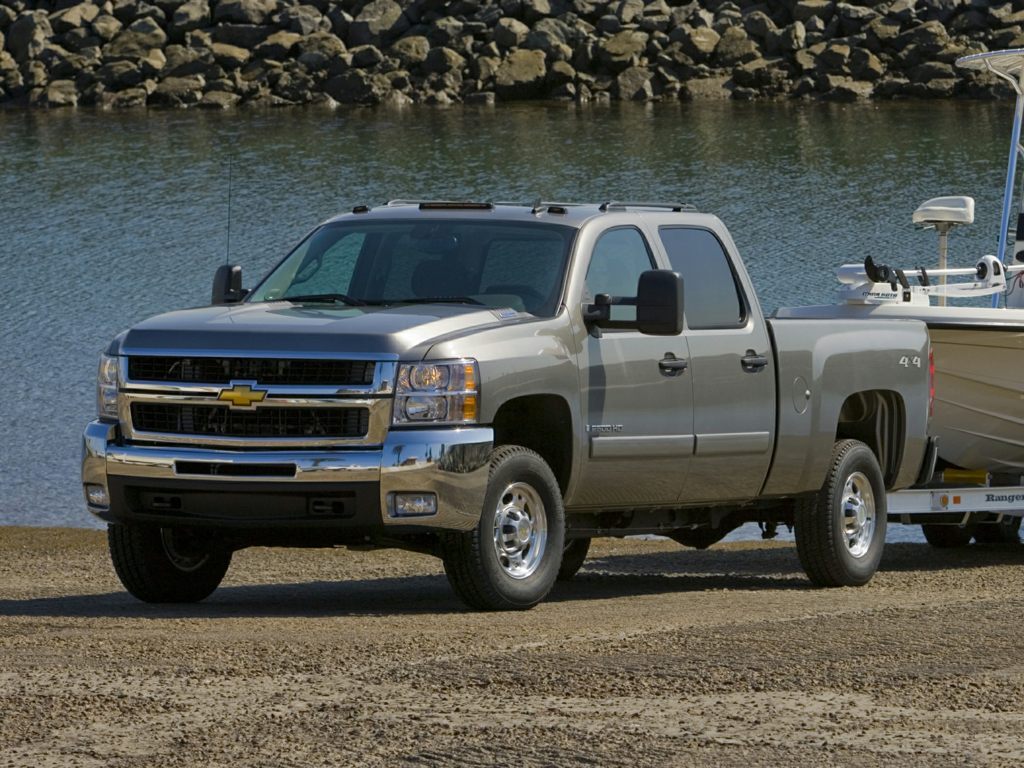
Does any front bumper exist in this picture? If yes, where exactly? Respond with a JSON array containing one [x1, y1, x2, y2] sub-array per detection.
[[81, 420, 493, 532]]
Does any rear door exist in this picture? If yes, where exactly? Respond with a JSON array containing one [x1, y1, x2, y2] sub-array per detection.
[[658, 226, 775, 503], [572, 226, 694, 507]]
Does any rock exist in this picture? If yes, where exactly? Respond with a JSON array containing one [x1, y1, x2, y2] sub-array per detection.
[[276, 5, 329, 36], [324, 69, 391, 103], [884, 0, 916, 23], [615, 64, 653, 99], [835, 2, 878, 35], [896, 21, 949, 53], [865, 16, 900, 49], [255, 30, 301, 59], [423, 45, 464, 74], [101, 84, 148, 105], [6, 11, 52, 63], [524, 18, 572, 54], [151, 73, 204, 105], [493, 17, 528, 49], [169, 0, 207, 37], [0, 6, 15, 31], [102, 16, 166, 59], [768, 20, 805, 53], [97, 58, 144, 86], [211, 41, 249, 68], [348, 0, 408, 47], [296, 31, 345, 60], [494, 48, 546, 98], [111, 1, 164, 25], [51, 3, 100, 34], [823, 75, 873, 100], [426, 18, 464, 50], [615, 0, 643, 24], [916, 0, 961, 23], [198, 89, 241, 108], [213, 24, 270, 49], [214, 0, 276, 26], [849, 47, 884, 80], [598, 30, 648, 73], [389, 35, 428, 67], [547, 58, 574, 84], [40, 77, 76, 104], [522, 0, 568, 24], [349, 44, 382, 68], [90, 13, 122, 41], [465, 89, 494, 105], [743, 10, 776, 40], [911, 60, 954, 82], [596, 14, 621, 34], [818, 42, 850, 72], [793, 0, 835, 23], [714, 26, 758, 65], [678, 26, 720, 60]]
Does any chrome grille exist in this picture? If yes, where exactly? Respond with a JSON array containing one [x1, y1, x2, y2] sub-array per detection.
[[131, 402, 370, 439], [127, 356, 376, 386]]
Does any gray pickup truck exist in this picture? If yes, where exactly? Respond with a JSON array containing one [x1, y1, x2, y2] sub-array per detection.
[[82, 201, 932, 610]]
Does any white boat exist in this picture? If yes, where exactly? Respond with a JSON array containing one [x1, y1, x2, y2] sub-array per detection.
[[779, 50, 1024, 475]]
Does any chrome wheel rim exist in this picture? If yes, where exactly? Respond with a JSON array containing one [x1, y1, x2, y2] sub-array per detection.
[[161, 529, 210, 573], [492, 481, 547, 579], [842, 471, 876, 559]]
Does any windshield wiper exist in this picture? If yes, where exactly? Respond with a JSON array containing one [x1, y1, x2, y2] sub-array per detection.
[[284, 293, 366, 306], [391, 296, 485, 306]]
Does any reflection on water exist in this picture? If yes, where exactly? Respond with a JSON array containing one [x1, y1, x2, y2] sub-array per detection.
[[0, 101, 1013, 531]]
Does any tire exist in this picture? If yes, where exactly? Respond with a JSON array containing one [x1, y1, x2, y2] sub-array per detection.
[[557, 538, 591, 581], [441, 446, 565, 610], [973, 517, 1021, 545], [108, 523, 231, 603], [795, 439, 887, 587], [921, 523, 975, 548]]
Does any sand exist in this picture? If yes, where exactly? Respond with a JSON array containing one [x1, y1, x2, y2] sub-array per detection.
[[2, 526, 1023, 766]]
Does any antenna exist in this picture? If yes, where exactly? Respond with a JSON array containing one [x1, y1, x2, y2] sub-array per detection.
[[225, 157, 232, 265]]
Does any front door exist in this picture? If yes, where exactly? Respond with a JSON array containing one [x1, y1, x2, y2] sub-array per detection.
[[572, 226, 694, 507]]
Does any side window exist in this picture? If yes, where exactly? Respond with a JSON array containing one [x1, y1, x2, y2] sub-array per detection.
[[283, 232, 365, 297], [585, 227, 655, 322], [658, 227, 746, 329]]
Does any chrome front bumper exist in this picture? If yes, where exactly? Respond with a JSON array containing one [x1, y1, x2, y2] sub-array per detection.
[[82, 420, 493, 531]]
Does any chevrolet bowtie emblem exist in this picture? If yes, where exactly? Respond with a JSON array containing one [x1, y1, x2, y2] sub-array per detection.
[[217, 382, 268, 408]]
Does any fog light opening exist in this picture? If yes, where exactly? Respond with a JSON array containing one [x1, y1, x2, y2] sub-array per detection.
[[85, 483, 109, 508], [389, 492, 438, 517]]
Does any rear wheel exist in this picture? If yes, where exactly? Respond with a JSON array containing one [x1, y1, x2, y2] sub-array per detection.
[[973, 517, 1021, 544], [795, 439, 887, 587], [557, 538, 591, 581], [921, 523, 975, 548], [108, 523, 231, 603], [441, 446, 565, 610]]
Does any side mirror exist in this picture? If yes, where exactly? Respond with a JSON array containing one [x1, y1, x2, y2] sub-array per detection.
[[212, 264, 245, 305], [637, 270, 684, 335]]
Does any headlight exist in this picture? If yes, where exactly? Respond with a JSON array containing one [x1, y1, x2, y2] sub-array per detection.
[[96, 353, 120, 421], [394, 360, 479, 425]]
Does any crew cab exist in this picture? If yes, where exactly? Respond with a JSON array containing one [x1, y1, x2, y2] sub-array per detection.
[[82, 201, 932, 610]]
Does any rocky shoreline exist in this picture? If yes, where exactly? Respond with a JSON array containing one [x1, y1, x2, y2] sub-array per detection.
[[0, 0, 1021, 108]]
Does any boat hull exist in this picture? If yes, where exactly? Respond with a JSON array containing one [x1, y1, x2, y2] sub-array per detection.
[[930, 327, 1024, 473]]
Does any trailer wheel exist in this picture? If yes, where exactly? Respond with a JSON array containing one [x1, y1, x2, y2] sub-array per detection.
[[921, 523, 974, 548], [973, 517, 1021, 545], [795, 439, 887, 587], [441, 446, 565, 610], [557, 538, 591, 581], [108, 523, 231, 603]]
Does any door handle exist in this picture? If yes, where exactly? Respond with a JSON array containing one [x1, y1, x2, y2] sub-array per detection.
[[741, 350, 768, 372], [659, 354, 688, 377]]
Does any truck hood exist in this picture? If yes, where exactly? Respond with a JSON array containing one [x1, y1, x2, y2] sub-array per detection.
[[118, 301, 526, 359]]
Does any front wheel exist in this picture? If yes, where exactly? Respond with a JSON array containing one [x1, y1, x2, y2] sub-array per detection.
[[108, 523, 231, 603], [441, 446, 565, 610], [557, 538, 591, 581], [795, 439, 887, 587]]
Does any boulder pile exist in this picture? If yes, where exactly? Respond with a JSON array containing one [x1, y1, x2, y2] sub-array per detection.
[[0, 0, 1018, 107]]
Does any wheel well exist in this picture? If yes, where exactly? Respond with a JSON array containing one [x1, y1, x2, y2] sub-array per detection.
[[492, 395, 573, 494], [836, 390, 905, 488]]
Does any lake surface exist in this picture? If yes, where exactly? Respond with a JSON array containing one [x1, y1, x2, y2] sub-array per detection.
[[0, 101, 1014, 539]]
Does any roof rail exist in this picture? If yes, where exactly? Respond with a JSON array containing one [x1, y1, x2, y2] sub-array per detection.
[[599, 201, 696, 212], [386, 199, 494, 210]]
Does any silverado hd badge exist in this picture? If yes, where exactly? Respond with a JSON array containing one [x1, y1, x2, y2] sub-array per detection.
[[217, 382, 268, 409]]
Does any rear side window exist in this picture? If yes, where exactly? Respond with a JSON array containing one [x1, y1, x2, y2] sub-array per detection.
[[658, 227, 746, 329]]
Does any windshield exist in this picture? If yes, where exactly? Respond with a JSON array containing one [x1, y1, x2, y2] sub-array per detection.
[[248, 219, 577, 317]]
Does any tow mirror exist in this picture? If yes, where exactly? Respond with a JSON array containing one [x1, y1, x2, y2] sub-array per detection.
[[212, 264, 245, 305], [636, 270, 684, 335]]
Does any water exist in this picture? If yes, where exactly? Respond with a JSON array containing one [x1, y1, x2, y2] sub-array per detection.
[[0, 101, 1014, 536]]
